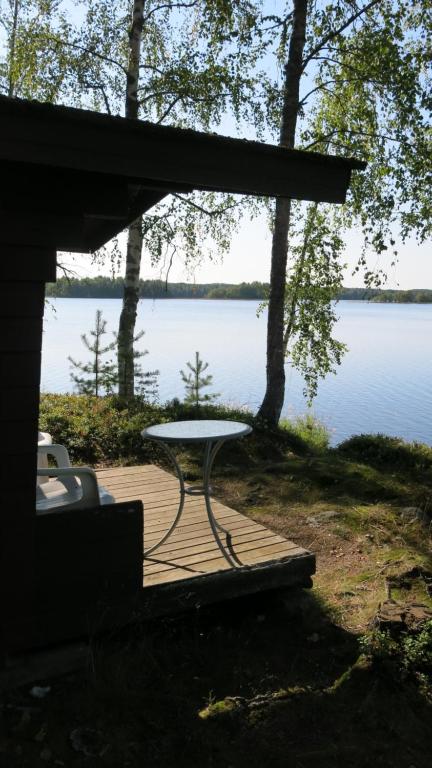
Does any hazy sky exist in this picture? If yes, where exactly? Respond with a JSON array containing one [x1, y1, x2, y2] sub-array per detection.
[[63, 212, 431, 290]]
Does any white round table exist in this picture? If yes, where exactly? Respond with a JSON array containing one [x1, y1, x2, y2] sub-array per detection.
[[142, 420, 252, 567]]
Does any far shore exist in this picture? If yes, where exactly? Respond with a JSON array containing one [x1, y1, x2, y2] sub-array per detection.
[[46, 278, 432, 304]]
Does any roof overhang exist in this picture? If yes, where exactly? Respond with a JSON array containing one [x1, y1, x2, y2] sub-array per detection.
[[0, 96, 366, 252]]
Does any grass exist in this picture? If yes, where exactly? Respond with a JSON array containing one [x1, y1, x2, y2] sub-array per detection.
[[280, 412, 330, 453], [3, 397, 432, 767]]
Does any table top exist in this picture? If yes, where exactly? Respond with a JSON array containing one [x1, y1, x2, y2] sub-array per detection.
[[142, 419, 252, 443]]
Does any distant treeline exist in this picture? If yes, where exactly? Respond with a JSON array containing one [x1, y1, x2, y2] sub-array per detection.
[[46, 277, 268, 299], [45, 277, 432, 303]]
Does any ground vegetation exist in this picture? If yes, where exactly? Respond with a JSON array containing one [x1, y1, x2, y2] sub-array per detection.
[[13, 393, 431, 766]]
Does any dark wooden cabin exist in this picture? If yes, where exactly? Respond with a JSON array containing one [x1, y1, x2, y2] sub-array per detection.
[[0, 96, 365, 666]]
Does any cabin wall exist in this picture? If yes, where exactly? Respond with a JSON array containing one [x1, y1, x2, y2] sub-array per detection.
[[0, 245, 56, 655]]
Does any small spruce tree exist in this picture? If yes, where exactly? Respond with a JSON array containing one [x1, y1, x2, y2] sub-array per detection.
[[69, 311, 159, 399], [180, 352, 219, 407], [68, 310, 117, 396]]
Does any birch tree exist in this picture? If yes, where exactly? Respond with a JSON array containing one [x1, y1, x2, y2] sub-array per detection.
[[117, 0, 144, 397], [111, 0, 268, 396], [0, 0, 71, 99], [1, 0, 268, 398], [3, 1, 429, 414], [257, 0, 431, 425]]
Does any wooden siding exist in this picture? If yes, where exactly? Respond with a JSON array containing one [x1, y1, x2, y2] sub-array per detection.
[[0, 246, 56, 655]]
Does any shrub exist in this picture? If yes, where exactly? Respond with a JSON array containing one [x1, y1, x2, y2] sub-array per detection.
[[39, 394, 167, 465], [402, 621, 432, 673], [40, 394, 335, 467], [39, 394, 259, 466], [336, 434, 432, 472], [360, 621, 432, 678]]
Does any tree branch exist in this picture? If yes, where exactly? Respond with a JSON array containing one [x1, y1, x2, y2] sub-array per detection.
[[283, 203, 319, 352], [143, 1, 198, 23], [260, 11, 294, 33], [137, 63, 165, 75], [172, 193, 242, 216], [299, 75, 386, 107], [304, 127, 415, 151], [47, 35, 127, 74], [56, 261, 80, 281], [81, 80, 112, 114], [302, 0, 382, 70], [155, 94, 184, 122]]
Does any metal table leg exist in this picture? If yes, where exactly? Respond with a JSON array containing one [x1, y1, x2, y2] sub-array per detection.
[[143, 441, 186, 557], [200, 439, 242, 567], [144, 438, 241, 567]]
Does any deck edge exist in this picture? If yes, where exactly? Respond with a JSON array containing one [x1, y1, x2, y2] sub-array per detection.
[[141, 551, 316, 619]]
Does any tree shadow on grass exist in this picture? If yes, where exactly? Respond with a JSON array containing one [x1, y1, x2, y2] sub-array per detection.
[[203, 656, 432, 768], [4, 589, 431, 768], [262, 454, 420, 507]]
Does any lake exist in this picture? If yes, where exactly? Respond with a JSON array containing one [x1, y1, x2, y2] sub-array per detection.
[[41, 298, 432, 447]]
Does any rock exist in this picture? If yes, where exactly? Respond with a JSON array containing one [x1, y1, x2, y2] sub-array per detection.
[[406, 603, 432, 629], [398, 507, 429, 524], [372, 599, 432, 634], [307, 510, 339, 525], [372, 599, 406, 632], [30, 685, 51, 699], [40, 748, 52, 761], [35, 726, 47, 742], [387, 566, 432, 596], [70, 727, 108, 758]]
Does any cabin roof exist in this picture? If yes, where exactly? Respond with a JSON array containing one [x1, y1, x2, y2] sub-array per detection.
[[0, 96, 366, 252]]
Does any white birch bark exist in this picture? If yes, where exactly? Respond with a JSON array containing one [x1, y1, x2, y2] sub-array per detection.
[[117, 0, 145, 397], [257, 0, 308, 425]]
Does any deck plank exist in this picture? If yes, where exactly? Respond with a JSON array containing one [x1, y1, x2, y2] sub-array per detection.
[[95, 464, 315, 616]]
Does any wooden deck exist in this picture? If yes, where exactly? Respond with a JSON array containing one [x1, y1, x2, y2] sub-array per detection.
[[96, 465, 315, 617]]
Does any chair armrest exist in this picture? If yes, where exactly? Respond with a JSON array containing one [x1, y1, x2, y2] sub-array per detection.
[[38, 431, 52, 446], [38, 444, 72, 468], [37, 467, 101, 505]]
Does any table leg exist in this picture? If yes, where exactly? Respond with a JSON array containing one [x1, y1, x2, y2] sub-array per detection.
[[144, 438, 241, 568], [202, 440, 242, 568], [143, 441, 186, 557]]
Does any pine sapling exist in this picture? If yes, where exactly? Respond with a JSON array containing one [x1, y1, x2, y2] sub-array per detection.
[[180, 351, 219, 407], [69, 312, 160, 400], [68, 309, 117, 396]]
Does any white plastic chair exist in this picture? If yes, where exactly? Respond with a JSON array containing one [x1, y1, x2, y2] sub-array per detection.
[[36, 444, 115, 514], [37, 431, 52, 485]]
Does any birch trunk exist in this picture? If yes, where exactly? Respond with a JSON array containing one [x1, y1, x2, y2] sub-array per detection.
[[8, 0, 20, 97], [117, 0, 144, 398], [257, 0, 308, 425]]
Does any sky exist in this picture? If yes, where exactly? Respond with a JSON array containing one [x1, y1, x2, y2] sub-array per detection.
[[61, 215, 431, 290]]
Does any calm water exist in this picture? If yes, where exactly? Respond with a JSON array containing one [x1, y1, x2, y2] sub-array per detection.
[[41, 298, 432, 446]]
